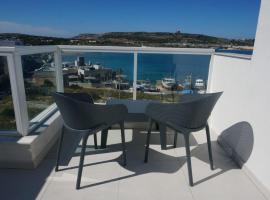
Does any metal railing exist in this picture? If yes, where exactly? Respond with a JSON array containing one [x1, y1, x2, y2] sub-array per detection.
[[0, 45, 214, 136]]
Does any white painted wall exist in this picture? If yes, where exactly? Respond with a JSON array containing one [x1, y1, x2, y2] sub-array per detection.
[[209, 0, 270, 192], [209, 55, 252, 133]]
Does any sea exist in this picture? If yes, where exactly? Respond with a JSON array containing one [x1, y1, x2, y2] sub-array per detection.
[[215, 49, 253, 55], [63, 49, 252, 84]]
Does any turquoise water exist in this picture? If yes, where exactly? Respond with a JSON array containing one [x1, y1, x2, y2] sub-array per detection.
[[216, 49, 253, 55], [138, 54, 211, 83], [63, 53, 211, 84]]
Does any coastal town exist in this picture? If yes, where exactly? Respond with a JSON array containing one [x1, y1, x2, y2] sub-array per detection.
[[32, 56, 207, 96]]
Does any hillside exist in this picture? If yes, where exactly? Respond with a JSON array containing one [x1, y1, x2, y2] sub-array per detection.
[[0, 33, 71, 46], [0, 32, 254, 48]]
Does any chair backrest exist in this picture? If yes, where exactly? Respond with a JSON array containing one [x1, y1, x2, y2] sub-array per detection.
[[60, 92, 94, 104], [178, 93, 205, 103], [52, 92, 96, 130], [171, 92, 222, 129]]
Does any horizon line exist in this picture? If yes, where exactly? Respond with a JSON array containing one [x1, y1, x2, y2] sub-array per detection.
[[0, 31, 255, 40]]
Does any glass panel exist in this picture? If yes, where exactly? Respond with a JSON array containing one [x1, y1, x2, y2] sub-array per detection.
[[137, 54, 211, 102], [62, 52, 134, 103], [0, 56, 16, 130], [21, 53, 56, 121]]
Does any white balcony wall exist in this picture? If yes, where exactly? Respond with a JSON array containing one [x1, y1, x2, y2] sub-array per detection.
[[209, 0, 270, 193], [208, 54, 252, 133]]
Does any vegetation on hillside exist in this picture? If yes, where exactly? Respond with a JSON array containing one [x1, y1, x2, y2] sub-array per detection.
[[0, 32, 254, 48]]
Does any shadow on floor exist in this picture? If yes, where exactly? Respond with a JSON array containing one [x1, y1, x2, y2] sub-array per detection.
[[217, 121, 254, 168], [0, 127, 240, 199], [0, 159, 55, 200], [56, 128, 238, 189]]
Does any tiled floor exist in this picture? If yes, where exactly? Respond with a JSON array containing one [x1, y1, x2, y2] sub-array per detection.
[[0, 128, 267, 200]]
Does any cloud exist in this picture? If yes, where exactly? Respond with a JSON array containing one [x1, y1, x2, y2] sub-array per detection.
[[0, 21, 72, 37]]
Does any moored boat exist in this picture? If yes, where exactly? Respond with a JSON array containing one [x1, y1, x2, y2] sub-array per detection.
[[194, 79, 205, 90], [161, 77, 176, 89]]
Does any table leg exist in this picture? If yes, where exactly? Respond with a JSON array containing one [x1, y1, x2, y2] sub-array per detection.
[[101, 129, 108, 149], [159, 123, 167, 150]]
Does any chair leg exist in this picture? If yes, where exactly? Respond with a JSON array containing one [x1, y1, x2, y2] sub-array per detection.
[[76, 133, 89, 190], [100, 129, 108, 149], [159, 123, 167, 150], [155, 122, 159, 130], [120, 122, 127, 166], [55, 126, 65, 172], [173, 130, 178, 148], [184, 133, 193, 186], [206, 124, 214, 170], [93, 133, 98, 149], [144, 119, 153, 163]]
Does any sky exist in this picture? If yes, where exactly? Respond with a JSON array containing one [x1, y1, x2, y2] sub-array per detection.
[[0, 0, 261, 39]]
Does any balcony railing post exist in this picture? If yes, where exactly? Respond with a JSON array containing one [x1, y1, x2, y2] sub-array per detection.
[[206, 53, 215, 93], [206, 53, 215, 127], [7, 53, 29, 136], [133, 52, 138, 100], [54, 47, 64, 92]]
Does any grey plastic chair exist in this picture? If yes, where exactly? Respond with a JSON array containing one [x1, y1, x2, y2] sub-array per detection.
[[53, 92, 128, 189], [57, 92, 99, 149], [144, 92, 222, 186]]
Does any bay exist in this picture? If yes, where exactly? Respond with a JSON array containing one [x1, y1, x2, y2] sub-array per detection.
[[63, 53, 211, 84]]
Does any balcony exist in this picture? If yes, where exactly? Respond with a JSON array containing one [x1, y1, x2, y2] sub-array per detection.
[[1, 1, 270, 198], [0, 44, 268, 200]]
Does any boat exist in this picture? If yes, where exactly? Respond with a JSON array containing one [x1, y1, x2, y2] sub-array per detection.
[[148, 86, 159, 92], [136, 80, 151, 91], [183, 75, 192, 89], [161, 78, 176, 89], [129, 80, 158, 92], [194, 79, 205, 90], [197, 89, 206, 94], [177, 82, 184, 91]]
